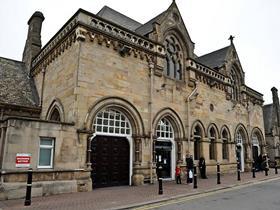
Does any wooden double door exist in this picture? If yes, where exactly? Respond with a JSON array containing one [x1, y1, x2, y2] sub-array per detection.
[[91, 136, 129, 188]]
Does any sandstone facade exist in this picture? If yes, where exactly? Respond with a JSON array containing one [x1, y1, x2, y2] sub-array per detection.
[[0, 2, 265, 199]]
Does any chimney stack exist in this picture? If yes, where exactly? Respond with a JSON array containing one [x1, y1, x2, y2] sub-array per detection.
[[22, 11, 45, 74], [271, 87, 280, 127]]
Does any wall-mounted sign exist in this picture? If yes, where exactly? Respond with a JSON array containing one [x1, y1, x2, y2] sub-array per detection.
[[16, 153, 31, 168]]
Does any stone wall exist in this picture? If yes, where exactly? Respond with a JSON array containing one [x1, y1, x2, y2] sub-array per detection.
[[0, 118, 91, 200]]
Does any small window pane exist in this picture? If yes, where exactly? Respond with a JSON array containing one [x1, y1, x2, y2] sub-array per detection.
[[39, 148, 51, 166], [40, 139, 53, 146]]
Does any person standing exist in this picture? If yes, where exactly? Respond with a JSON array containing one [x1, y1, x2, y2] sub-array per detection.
[[175, 165, 182, 184], [199, 157, 207, 179], [186, 154, 194, 183]]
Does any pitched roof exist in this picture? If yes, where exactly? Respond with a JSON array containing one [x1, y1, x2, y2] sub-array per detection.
[[97, 6, 142, 31], [0, 57, 39, 108], [195, 46, 230, 69], [135, 11, 167, 36], [263, 104, 273, 134]]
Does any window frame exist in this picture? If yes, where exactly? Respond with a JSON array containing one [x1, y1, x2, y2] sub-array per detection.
[[38, 137, 55, 169], [222, 130, 229, 160], [209, 128, 216, 160]]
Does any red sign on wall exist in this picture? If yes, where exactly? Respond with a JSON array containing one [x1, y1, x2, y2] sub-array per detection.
[[16, 153, 31, 168]]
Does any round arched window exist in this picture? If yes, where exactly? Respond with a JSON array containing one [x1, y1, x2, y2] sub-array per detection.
[[156, 118, 174, 139], [93, 108, 131, 135]]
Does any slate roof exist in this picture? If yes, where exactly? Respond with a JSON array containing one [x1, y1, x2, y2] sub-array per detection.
[[195, 46, 230, 69], [135, 11, 167, 36], [0, 57, 39, 108], [263, 104, 273, 134], [97, 6, 142, 31]]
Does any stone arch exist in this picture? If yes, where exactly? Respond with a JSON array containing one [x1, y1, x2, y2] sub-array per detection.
[[153, 107, 184, 178], [221, 125, 231, 160], [234, 123, 249, 171], [153, 107, 185, 139], [234, 123, 249, 144], [45, 98, 65, 122], [163, 27, 193, 58], [85, 97, 145, 136], [220, 125, 232, 142], [251, 127, 265, 146], [251, 127, 265, 158], [207, 123, 219, 160], [207, 123, 220, 139], [191, 120, 206, 138]]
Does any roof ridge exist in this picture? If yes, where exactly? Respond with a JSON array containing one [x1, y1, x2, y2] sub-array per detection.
[[97, 5, 142, 25], [198, 45, 231, 58], [0, 56, 24, 64]]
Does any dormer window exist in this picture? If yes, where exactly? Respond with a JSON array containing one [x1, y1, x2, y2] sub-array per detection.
[[163, 35, 182, 80]]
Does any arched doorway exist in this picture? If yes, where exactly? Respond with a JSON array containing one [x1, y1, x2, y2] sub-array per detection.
[[236, 130, 245, 172], [155, 118, 175, 179], [91, 108, 132, 188], [193, 125, 202, 160], [252, 133, 260, 163]]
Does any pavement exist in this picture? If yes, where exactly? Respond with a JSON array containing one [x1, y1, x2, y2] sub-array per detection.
[[0, 170, 279, 210]]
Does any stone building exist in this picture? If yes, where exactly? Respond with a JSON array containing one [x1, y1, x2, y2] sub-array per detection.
[[0, 1, 265, 199], [263, 87, 280, 164]]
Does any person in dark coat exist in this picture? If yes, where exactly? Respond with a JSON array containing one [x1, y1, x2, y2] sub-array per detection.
[[198, 157, 207, 179], [186, 154, 194, 183]]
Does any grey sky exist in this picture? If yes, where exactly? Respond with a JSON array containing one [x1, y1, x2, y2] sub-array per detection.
[[0, 0, 279, 104]]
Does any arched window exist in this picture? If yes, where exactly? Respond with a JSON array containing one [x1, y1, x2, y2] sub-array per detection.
[[222, 130, 229, 160], [193, 125, 202, 160], [236, 131, 243, 144], [156, 118, 174, 139], [252, 133, 260, 162], [49, 108, 61, 122], [163, 35, 182, 80], [93, 108, 131, 135], [230, 68, 239, 101], [209, 128, 216, 160]]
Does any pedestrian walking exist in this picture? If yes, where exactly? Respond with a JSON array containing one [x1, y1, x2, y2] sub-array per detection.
[[175, 165, 182, 184], [186, 154, 194, 183], [199, 157, 207, 179]]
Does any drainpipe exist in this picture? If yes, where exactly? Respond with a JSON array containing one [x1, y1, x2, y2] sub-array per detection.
[[186, 82, 198, 152], [148, 61, 155, 184], [40, 68, 46, 107]]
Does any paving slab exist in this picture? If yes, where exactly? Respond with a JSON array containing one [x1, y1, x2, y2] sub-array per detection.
[[0, 171, 279, 210]]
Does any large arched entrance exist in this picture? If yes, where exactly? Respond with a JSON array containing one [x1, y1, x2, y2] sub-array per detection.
[[91, 108, 132, 188], [155, 118, 176, 179], [235, 129, 247, 172]]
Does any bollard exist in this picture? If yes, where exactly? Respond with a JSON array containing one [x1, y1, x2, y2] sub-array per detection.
[[24, 168, 33, 206], [217, 162, 221, 184], [158, 165, 163, 195], [275, 161, 278, 175], [252, 161, 256, 178], [193, 164, 197, 189], [158, 178, 163, 195], [265, 157, 269, 176], [237, 161, 241, 181]]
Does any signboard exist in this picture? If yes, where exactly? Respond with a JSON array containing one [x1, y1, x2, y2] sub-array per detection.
[[16, 153, 31, 168]]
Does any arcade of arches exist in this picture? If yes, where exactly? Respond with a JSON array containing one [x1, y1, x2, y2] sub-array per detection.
[[88, 105, 265, 187]]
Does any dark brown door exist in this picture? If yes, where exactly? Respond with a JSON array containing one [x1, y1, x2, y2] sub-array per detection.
[[91, 136, 129, 188]]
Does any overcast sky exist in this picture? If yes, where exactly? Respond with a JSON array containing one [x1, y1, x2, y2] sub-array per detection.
[[0, 0, 279, 104]]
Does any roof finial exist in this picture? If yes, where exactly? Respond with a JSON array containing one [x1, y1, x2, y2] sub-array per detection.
[[173, 0, 176, 3], [228, 35, 235, 45]]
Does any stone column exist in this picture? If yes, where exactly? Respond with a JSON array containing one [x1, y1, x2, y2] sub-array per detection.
[[176, 138, 183, 164], [216, 139, 223, 162], [201, 138, 210, 162], [134, 136, 142, 165]]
